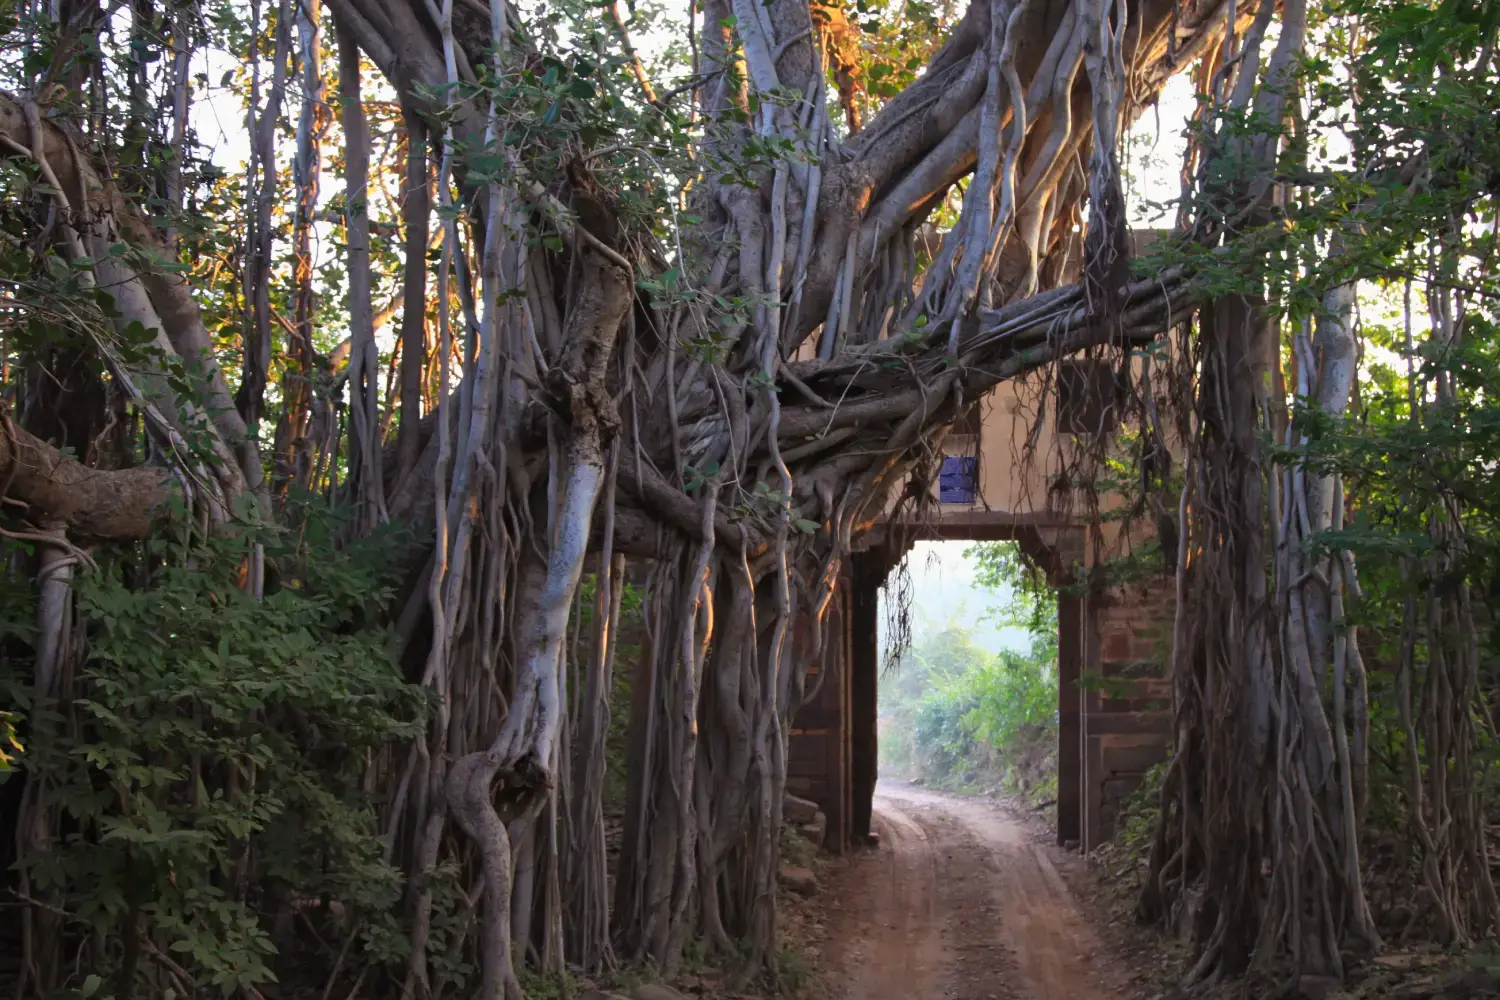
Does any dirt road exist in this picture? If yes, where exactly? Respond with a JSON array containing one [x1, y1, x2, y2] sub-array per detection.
[[822, 783, 1125, 1000]]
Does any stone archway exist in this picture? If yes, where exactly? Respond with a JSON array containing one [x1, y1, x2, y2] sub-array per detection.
[[788, 509, 1173, 854]]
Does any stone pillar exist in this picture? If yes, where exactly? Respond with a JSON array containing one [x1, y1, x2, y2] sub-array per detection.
[[1056, 590, 1084, 846], [786, 577, 856, 851], [1083, 576, 1176, 849], [849, 552, 881, 844]]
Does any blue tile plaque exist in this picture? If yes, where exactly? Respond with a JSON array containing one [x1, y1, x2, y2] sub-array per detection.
[[938, 456, 978, 503]]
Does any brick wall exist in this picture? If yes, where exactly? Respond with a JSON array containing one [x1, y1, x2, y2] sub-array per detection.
[[1084, 575, 1175, 848]]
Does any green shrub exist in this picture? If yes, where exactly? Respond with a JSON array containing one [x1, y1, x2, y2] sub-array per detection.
[[961, 649, 1056, 758], [910, 683, 984, 782], [2, 513, 426, 994], [881, 543, 1060, 796]]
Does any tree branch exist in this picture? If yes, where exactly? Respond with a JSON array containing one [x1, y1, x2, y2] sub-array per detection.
[[0, 405, 175, 541]]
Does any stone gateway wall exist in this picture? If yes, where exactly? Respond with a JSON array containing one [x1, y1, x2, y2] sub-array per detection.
[[1083, 574, 1176, 849], [786, 529, 1179, 856], [785, 578, 853, 850]]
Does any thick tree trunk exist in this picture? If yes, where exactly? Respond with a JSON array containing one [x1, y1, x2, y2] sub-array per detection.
[[337, 23, 389, 530], [1140, 0, 1382, 980], [0, 410, 174, 540], [240, 0, 292, 467], [396, 112, 430, 485], [276, 0, 330, 492]]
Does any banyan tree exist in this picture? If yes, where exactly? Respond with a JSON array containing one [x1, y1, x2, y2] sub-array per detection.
[[0, 0, 1418, 990]]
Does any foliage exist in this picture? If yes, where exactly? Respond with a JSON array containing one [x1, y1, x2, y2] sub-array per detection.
[[959, 648, 1056, 759], [883, 545, 1057, 800], [836, 0, 963, 119], [0, 513, 426, 995], [1116, 760, 1167, 856], [1310, 311, 1500, 878], [1133, 0, 1500, 972], [965, 541, 1058, 659]]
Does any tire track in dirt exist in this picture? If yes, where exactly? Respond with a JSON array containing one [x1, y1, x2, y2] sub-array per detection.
[[822, 783, 1124, 1000], [826, 795, 951, 998]]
